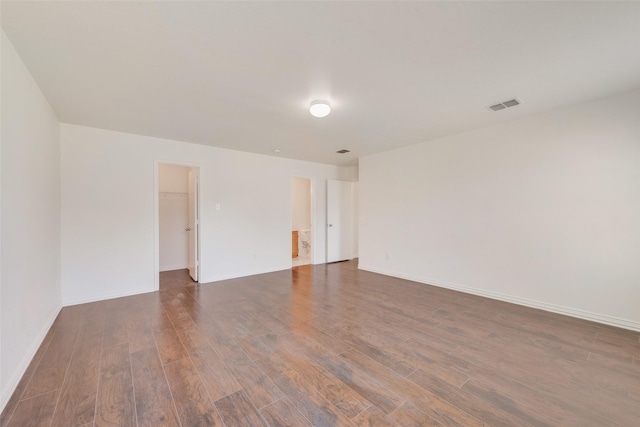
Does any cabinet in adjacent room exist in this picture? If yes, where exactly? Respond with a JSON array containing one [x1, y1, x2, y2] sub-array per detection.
[[292, 230, 299, 258]]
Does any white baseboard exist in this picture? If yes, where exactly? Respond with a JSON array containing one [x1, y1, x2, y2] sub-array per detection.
[[160, 264, 188, 272], [358, 264, 640, 332], [62, 287, 155, 306], [1, 301, 62, 414]]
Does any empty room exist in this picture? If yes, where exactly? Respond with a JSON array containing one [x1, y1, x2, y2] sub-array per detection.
[[1, 1, 639, 426]]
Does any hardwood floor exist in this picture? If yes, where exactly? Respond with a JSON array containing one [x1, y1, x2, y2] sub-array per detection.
[[1, 260, 639, 426]]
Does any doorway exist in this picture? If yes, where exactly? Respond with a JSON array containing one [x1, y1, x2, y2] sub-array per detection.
[[291, 177, 313, 267], [155, 162, 200, 288]]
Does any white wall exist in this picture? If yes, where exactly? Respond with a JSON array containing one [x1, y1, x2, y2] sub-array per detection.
[[158, 164, 190, 272], [1, 31, 62, 410], [338, 165, 359, 181], [291, 177, 311, 231], [61, 124, 342, 304], [352, 182, 359, 258], [359, 89, 640, 331], [159, 163, 190, 193]]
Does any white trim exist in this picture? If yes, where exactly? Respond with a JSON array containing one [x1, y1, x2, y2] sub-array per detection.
[[153, 161, 160, 291], [160, 264, 189, 272], [195, 169, 201, 282], [62, 287, 155, 306], [358, 264, 640, 332], [310, 179, 316, 264], [0, 302, 62, 413]]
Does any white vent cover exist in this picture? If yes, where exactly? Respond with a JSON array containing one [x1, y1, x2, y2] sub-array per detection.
[[488, 98, 521, 111]]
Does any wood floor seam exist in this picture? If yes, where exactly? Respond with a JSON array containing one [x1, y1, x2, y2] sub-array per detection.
[[151, 319, 184, 427], [13, 387, 62, 405], [127, 347, 140, 427], [349, 402, 373, 420], [90, 328, 106, 427], [48, 329, 80, 426]]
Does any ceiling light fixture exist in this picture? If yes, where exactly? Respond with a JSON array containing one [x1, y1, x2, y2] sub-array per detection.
[[309, 100, 331, 118]]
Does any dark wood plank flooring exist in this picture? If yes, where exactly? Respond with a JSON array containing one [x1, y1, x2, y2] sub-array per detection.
[[1, 261, 639, 426]]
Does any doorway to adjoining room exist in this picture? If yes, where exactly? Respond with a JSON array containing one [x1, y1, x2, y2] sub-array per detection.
[[158, 163, 200, 283], [291, 177, 312, 267]]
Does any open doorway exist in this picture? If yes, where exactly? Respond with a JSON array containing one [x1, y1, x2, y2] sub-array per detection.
[[156, 162, 200, 288], [292, 177, 312, 267]]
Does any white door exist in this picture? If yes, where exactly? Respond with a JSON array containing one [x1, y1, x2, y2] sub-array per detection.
[[327, 180, 354, 263], [158, 193, 189, 271], [187, 169, 199, 281]]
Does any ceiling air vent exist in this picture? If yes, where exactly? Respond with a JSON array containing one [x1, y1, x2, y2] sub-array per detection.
[[503, 98, 520, 107], [336, 149, 351, 154], [488, 98, 521, 111]]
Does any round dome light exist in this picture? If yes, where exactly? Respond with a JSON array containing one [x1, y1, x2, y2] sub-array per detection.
[[309, 100, 331, 118]]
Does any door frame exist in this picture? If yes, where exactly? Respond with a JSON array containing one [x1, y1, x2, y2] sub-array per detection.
[[154, 160, 202, 290], [291, 176, 316, 266]]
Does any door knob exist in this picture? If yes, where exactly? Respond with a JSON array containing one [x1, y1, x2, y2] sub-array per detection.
[[185, 227, 191, 231], [328, 224, 333, 227]]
